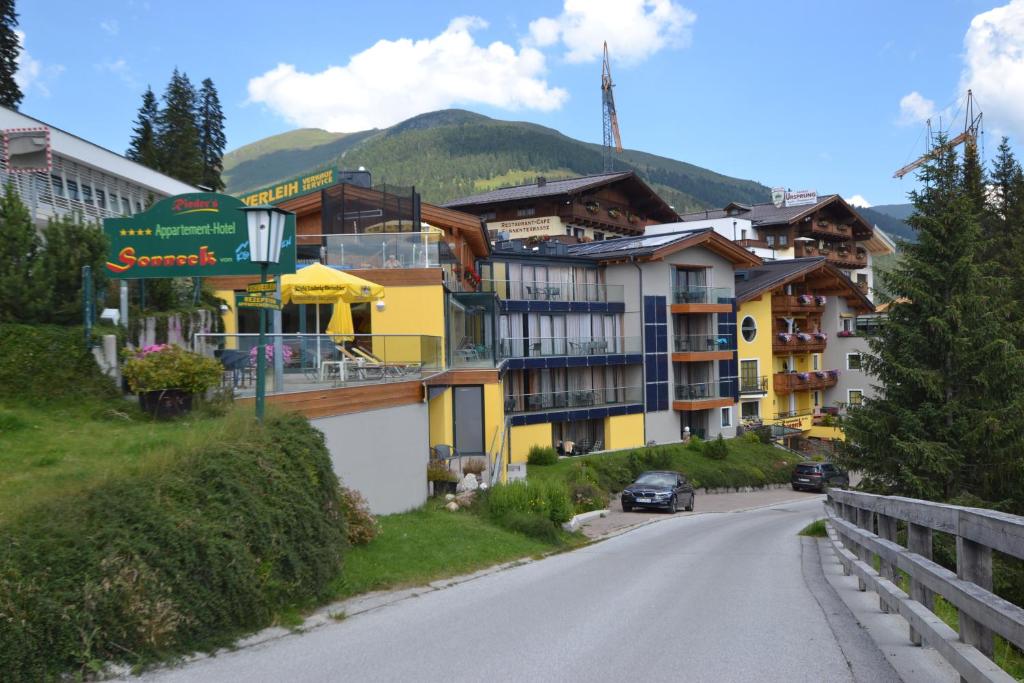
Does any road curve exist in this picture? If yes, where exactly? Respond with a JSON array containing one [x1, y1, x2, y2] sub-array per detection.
[[140, 497, 879, 683]]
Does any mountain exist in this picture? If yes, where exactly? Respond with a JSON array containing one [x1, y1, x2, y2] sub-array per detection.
[[854, 204, 916, 244], [870, 203, 915, 221], [223, 109, 770, 212]]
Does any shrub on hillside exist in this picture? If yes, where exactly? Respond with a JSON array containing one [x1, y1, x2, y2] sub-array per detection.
[[339, 487, 378, 546], [492, 511, 562, 544], [569, 481, 608, 513], [703, 435, 729, 460], [686, 435, 703, 452], [0, 412, 346, 679], [527, 445, 558, 466], [121, 344, 222, 394], [485, 480, 573, 528], [0, 324, 118, 403]]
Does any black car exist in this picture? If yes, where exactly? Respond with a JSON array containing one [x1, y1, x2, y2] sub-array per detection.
[[791, 462, 849, 492], [621, 471, 694, 513]]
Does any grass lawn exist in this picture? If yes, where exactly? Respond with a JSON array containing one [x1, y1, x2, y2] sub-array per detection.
[[0, 400, 247, 524], [329, 500, 582, 600], [526, 438, 795, 492]]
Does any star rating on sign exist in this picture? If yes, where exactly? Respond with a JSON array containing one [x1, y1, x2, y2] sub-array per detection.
[[120, 229, 127, 236]]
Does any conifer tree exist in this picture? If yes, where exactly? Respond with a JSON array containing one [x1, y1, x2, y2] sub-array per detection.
[[0, 184, 38, 321], [126, 86, 160, 169], [197, 78, 226, 191], [0, 0, 22, 110], [839, 137, 1024, 508], [155, 69, 203, 185], [34, 213, 109, 324], [983, 138, 1024, 307]]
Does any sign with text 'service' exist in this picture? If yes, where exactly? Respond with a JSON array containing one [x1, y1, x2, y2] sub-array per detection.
[[102, 193, 296, 279]]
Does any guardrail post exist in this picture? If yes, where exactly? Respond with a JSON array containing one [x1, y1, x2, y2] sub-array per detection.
[[856, 507, 874, 591], [876, 513, 898, 613], [907, 523, 934, 645], [957, 535, 994, 662]]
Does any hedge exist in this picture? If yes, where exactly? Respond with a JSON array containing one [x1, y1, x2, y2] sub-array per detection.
[[0, 323, 118, 403], [0, 412, 346, 679]]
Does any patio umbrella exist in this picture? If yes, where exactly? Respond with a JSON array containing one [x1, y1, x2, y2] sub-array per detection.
[[280, 263, 384, 358]]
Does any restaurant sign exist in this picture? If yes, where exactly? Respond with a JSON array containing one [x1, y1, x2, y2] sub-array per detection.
[[239, 166, 337, 206], [102, 193, 296, 279], [784, 189, 817, 207], [487, 215, 563, 238]]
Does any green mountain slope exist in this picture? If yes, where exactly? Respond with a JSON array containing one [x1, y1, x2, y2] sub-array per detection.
[[856, 205, 916, 243], [223, 109, 770, 212]]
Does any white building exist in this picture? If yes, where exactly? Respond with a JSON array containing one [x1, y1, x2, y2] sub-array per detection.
[[0, 106, 196, 228]]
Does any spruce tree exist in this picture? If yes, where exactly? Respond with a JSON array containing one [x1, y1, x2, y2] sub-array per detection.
[[155, 69, 203, 185], [126, 86, 160, 169], [34, 214, 109, 324], [0, 184, 38, 322], [983, 138, 1024, 308], [197, 78, 226, 191], [0, 0, 22, 109], [839, 137, 1024, 508]]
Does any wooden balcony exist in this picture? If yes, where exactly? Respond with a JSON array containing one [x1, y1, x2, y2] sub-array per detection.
[[795, 242, 869, 270], [772, 334, 827, 355], [773, 371, 839, 394], [772, 294, 826, 315], [799, 219, 854, 241]]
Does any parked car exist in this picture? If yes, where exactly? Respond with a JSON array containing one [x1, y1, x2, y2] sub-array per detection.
[[621, 471, 694, 513], [791, 462, 849, 492]]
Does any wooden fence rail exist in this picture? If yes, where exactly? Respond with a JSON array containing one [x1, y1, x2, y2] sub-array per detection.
[[826, 489, 1024, 683]]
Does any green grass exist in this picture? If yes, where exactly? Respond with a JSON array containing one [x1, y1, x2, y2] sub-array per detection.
[[799, 519, 828, 537], [329, 501, 580, 600], [0, 400, 250, 523]]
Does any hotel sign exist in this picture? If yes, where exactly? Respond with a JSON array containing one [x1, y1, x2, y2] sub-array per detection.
[[784, 190, 817, 207], [487, 215, 564, 238], [102, 193, 296, 279], [239, 167, 337, 206]]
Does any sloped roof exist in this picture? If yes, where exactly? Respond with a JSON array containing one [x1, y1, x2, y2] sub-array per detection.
[[734, 256, 874, 312], [567, 228, 762, 267], [679, 194, 874, 234]]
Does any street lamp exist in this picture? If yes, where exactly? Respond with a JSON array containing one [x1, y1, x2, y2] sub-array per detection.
[[240, 204, 290, 422]]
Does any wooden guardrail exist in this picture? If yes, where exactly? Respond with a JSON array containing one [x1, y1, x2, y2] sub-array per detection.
[[825, 489, 1024, 683]]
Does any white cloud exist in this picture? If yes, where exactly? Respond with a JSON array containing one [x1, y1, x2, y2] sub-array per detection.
[[96, 58, 137, 88], [14, 31, 64, 97], [897, 91, 936, 126], [845, 194, 872, 208], [100, 19, 119, 36], [247, 17, 568, 132], [527, 0, 696, 65], [960, 0, 1024, 139]]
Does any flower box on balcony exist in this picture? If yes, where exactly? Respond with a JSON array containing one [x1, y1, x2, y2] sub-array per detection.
[[837, 330, 855, 338], [796, 332, 812, 342], [828, 369, 841, 379], [815, 295, 827, 306], [797, 294, 813, 305], [813, 332, 828, 341], [814, 371, 826, 379], [796, 372, 810, 381], [777, 332, 793, 342]]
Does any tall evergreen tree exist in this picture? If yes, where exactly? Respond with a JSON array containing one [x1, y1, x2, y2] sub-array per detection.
[[983, 138, 1024, 307], [155, 69, 203, 185], [0, 0, 22, 110], [197, 78, 226, 191], [126, 86, 160, 169], [34, 213, 109, 324], [0, 184, 38, 321], [839, 137, 1024, 508], [960, 137, 986, 218]]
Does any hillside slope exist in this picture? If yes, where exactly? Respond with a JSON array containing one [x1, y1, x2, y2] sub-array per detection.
[[224, 109, 769, 212], [857, 204, 915, 243]]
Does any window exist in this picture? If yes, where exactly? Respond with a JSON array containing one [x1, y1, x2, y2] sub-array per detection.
[[720, 407, 732, 428], [857, 273, 868, 290], [847, 353, 862, 370], [66, 179, 80, 201], [741, 401, 760, 420], [766, 235, 776, 247], [740, 229, 748, 240], [813, 391, 820, 407], [740, 359, 759, 391], [479, 211, 496, 221], [812, 354, 819, 371], [50, 174, 65, 198], [740, 316, 757, 342], [777, 234, 788, 246], [121, 197, 132, 215], [594, 232, 605, 241], [516, 206, 536, 218], [841, 317, 854, 333], [96, 188, 106, 210], [848, 389, 863, 407], [82, 184, 93, 204]]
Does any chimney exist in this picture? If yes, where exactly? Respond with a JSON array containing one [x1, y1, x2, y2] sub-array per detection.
[[536, 176, 547, 187]]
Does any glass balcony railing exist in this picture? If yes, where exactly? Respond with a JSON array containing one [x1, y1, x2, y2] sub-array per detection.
[[672, 286, 732, 305], [674, 380, 730, 401], [192, 333, 443, 397], [310, 232, 452, 270], [739, 375, 769, 393], [478, 279, 624, 303], [673, 334, 734, 353], [499, 336, 640, 358], [505, 386, 642, 413]]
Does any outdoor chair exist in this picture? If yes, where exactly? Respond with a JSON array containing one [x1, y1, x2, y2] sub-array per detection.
[[218, 349, 254, 388]]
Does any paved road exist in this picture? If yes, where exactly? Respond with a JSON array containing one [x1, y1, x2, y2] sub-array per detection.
[[141, 497, 894, 683]]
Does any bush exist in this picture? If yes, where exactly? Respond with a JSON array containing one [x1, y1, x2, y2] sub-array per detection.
[[527, 445, 558, 466], [742, 430, 762, 444], [569, 481, 609, 513], [492, 511, 562, 544], [339, 487, 378, 546], [461, 458, 486, 477], [0, 412, 346, 679], [427, 460, 458, 483], [121, 344, 223, 394], [686, 435, 703, 452], [586, 458, 634, 492], [485, 480, 573, 526], [0, 324, 118, 404], [703, 435, 729, 460]]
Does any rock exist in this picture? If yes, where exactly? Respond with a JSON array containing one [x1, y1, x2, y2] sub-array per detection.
[[445, 493, 456, 501], [445, 501, 459, 512], [454, 491, 476, 507], [456, 473, 479, 493]]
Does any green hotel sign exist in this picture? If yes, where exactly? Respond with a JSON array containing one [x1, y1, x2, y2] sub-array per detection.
[[102, 193, 296, 279], [238, 166, 337, 207]]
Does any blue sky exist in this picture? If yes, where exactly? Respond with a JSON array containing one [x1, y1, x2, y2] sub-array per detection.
[[15, 0, 1024, 206]]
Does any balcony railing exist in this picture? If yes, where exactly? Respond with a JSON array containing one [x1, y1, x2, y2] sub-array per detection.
[[307, 232, 452, 270], [673, 334, 734, 353], [192, 333, 443, 397], [499, 336, 640, 358], [674, 380, 730, 401], [739, 375, 769, 394], [478, 279, 624, 303], [772, 294, 827, 314], [506, 385, 642, 413], [773, 409, 814, 420], [672, 286, 732, 305], [773, 332, 827, 354], [773, 370, 840, 394], [795, 242, 869, 269]]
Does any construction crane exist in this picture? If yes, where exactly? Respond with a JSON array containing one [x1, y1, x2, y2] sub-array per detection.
[[601, 41, 623, 173], [893, 90, 983, 179]]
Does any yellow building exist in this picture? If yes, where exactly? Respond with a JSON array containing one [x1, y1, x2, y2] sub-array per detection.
[[735, 258, 873, 448]]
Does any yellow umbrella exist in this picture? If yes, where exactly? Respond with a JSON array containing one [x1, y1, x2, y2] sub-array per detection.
[[280, 263, 384, 345]]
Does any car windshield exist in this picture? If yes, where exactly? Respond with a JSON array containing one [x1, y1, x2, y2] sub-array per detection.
[[634, 473, 677, 487], [795, 465, 820, 474]]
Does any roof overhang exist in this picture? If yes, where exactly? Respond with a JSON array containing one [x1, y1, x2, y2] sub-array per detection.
[[590, 230, 763, 267], [737, 259, 874, 313]]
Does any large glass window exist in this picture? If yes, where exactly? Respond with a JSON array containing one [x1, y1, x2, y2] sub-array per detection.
[[740, 401, 760, 420], [741, 316, 757, 342]]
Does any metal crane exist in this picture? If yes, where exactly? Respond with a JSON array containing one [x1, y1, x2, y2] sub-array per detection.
[[601, 41, 623, 173], [893, 90, 983, 179]]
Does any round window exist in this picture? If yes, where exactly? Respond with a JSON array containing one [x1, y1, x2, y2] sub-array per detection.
[[741, 316, 757, 342]]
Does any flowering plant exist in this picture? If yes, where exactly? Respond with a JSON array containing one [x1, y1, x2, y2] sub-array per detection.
[[777, 332, 793, 342], [121, 344, 222, 394], [796, 332, 812, 342], [814, 370, 826, 379], [797, 294, 813, 305], [815, 295, 827, 306], [837, 330, 855, 338], [248, 343, 295, 366], [796, 372, 810, 381], [828, 369, 841, 378], [813, 332, 828, 341]]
